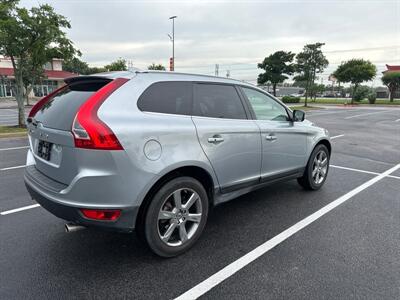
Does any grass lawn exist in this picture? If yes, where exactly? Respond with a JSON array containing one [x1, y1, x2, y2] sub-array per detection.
[[296, 98, 400, 105], [0, 126, 27, 138]]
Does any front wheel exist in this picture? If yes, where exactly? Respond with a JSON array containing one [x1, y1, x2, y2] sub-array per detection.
[[143, 177, 209, 257], [298, 144, 330, 190]]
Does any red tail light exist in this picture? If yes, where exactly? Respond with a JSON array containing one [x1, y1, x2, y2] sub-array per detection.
[[80, 209, 121, 221], [72, 78, 129, 150], [28, 85, 67, 118]]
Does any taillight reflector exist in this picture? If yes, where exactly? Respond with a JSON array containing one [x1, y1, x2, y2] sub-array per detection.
[[80, 209, 121, 221], [72, 78, 129, 150]]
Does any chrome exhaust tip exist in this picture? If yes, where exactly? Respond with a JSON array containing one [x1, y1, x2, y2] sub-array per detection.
[[65, 223, 86, 233]]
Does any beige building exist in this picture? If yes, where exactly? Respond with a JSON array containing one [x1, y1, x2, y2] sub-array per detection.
[[0, 57, 76, 98]]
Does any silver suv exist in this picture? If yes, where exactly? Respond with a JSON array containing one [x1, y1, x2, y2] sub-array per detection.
[[24, 71, 331, 257]]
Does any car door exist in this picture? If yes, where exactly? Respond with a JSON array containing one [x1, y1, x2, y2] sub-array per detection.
[[240, 87, 308, 181], [192, 83, 262, 193]]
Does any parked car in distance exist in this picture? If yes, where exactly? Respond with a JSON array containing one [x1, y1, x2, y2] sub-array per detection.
[[24, 71, 331, 257]]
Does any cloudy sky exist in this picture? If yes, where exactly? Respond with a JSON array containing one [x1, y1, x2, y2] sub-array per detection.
[[20, 0, 400, 85]]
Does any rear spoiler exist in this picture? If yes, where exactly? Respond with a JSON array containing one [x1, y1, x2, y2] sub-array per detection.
[[64, 76, 112, 85]]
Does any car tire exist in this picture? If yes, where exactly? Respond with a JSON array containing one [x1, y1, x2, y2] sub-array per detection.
[[143, 176, 209, 257], [297, 144, 330, 190]]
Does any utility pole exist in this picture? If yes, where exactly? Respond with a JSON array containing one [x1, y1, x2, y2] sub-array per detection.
[[168, 16, 177, 71], [215, 64, 219, 76]]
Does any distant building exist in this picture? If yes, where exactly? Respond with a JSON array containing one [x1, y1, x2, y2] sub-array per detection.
[[0, 57, 76, 98], [382, 64, 400, 74], [375, 86, 389, 98]]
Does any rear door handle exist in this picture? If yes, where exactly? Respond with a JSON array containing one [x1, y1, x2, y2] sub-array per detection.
[[208, 135, 224, 144], [265, 134, 277, 141]]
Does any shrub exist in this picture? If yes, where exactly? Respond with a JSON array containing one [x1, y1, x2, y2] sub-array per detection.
[[281, 96, 300, 103], [353, 86, 370, 101], [367, 92, 376, 104]]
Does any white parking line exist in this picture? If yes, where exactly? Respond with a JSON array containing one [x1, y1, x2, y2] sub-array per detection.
[[330, 164, 378, 175], [0, 146, 29, 151], [395, 119, 400, 122], [0, 109, 18, 114], [331, 164, 400, 180], [0, 204, 40, 216], [174, 163, 400, 300], [0, 117, 18, 120], [345, 110, 390, 119], [0, 165, 26, 171], [330, 134, 344, 140]]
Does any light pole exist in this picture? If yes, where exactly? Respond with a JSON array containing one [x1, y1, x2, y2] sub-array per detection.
[[168, 16, 177, 71]]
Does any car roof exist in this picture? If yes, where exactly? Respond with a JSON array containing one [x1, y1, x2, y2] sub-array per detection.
[[135, 70, 255, 87], [66, 70, 257, 89]]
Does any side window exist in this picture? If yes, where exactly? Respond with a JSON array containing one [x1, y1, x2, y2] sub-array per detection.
[[242, 87, 289, 121], [193, 84, 247, 119], [137, 81, 192, 115]]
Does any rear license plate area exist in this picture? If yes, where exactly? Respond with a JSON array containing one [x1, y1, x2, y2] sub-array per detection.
[[37, 140, 52, 161]]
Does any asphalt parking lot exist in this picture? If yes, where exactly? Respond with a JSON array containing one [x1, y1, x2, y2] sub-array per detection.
[[0, 106, 399, 299], [0, 107, 31, 126]]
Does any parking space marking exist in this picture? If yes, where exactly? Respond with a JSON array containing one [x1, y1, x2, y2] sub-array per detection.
[[175, 163, 400, 300], [0, 116, 18, 120], [330, 134, 345, 140], [395, 119, 400, 122], [0, 146, 29, 151], [331, 164, 400, 180], [330, 164, 379, 175], [0, 109, 18, 114], [0, 204, 40, 216], [345, 110, 391, 119], [0, 165, 26, 171]]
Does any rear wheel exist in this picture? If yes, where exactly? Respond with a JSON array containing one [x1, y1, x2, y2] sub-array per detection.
[[298, 144, 330, 190], [143, 177, 209, 257]]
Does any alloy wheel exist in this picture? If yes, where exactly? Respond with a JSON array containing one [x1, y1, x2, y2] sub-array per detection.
[[157, 188, 203, 247], [312, 150, 328, 184]]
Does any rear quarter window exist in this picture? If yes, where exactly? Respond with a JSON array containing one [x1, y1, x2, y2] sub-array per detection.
[[137, 81, 192, 115]]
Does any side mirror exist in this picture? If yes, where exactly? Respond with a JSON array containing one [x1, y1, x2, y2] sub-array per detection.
[[293, 110, 305, 122]]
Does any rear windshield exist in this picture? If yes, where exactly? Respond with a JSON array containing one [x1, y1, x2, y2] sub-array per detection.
[[34, 80, 109, 131]]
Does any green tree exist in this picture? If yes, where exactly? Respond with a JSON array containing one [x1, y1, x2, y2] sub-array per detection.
[[294, 43, 329, 107], [87, 66, 107, 74], [333, 59, 376, 104], [257, 51, 295, 96], [309, 83, 326, 101], [148, 63, 166, 70], [0, 0, 78, 126], [105, 58, 127, 71], [63, 57, 90, 75], [381, 71, 400, 102], [21, 56, 46, 106]]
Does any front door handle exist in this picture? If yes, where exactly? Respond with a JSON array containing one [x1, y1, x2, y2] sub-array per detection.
[[265, 134, 277, 141], [208, 135, 224, 144]]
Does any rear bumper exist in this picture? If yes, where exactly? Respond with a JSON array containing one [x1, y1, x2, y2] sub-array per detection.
[[24, 165, 139, 232]]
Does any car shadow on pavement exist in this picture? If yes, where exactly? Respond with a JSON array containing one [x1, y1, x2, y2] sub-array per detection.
[[33, 172, 368, 298]]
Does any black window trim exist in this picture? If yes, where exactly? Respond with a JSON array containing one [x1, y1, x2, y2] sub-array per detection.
[[192, 81, 251, 120], [237, 85, 293, 121]]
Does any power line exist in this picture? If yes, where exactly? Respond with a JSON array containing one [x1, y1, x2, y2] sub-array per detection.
[[176, 45, 400, 71]]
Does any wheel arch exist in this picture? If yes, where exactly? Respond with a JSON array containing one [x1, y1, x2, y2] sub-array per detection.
[[315, 138, 332, 156]]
